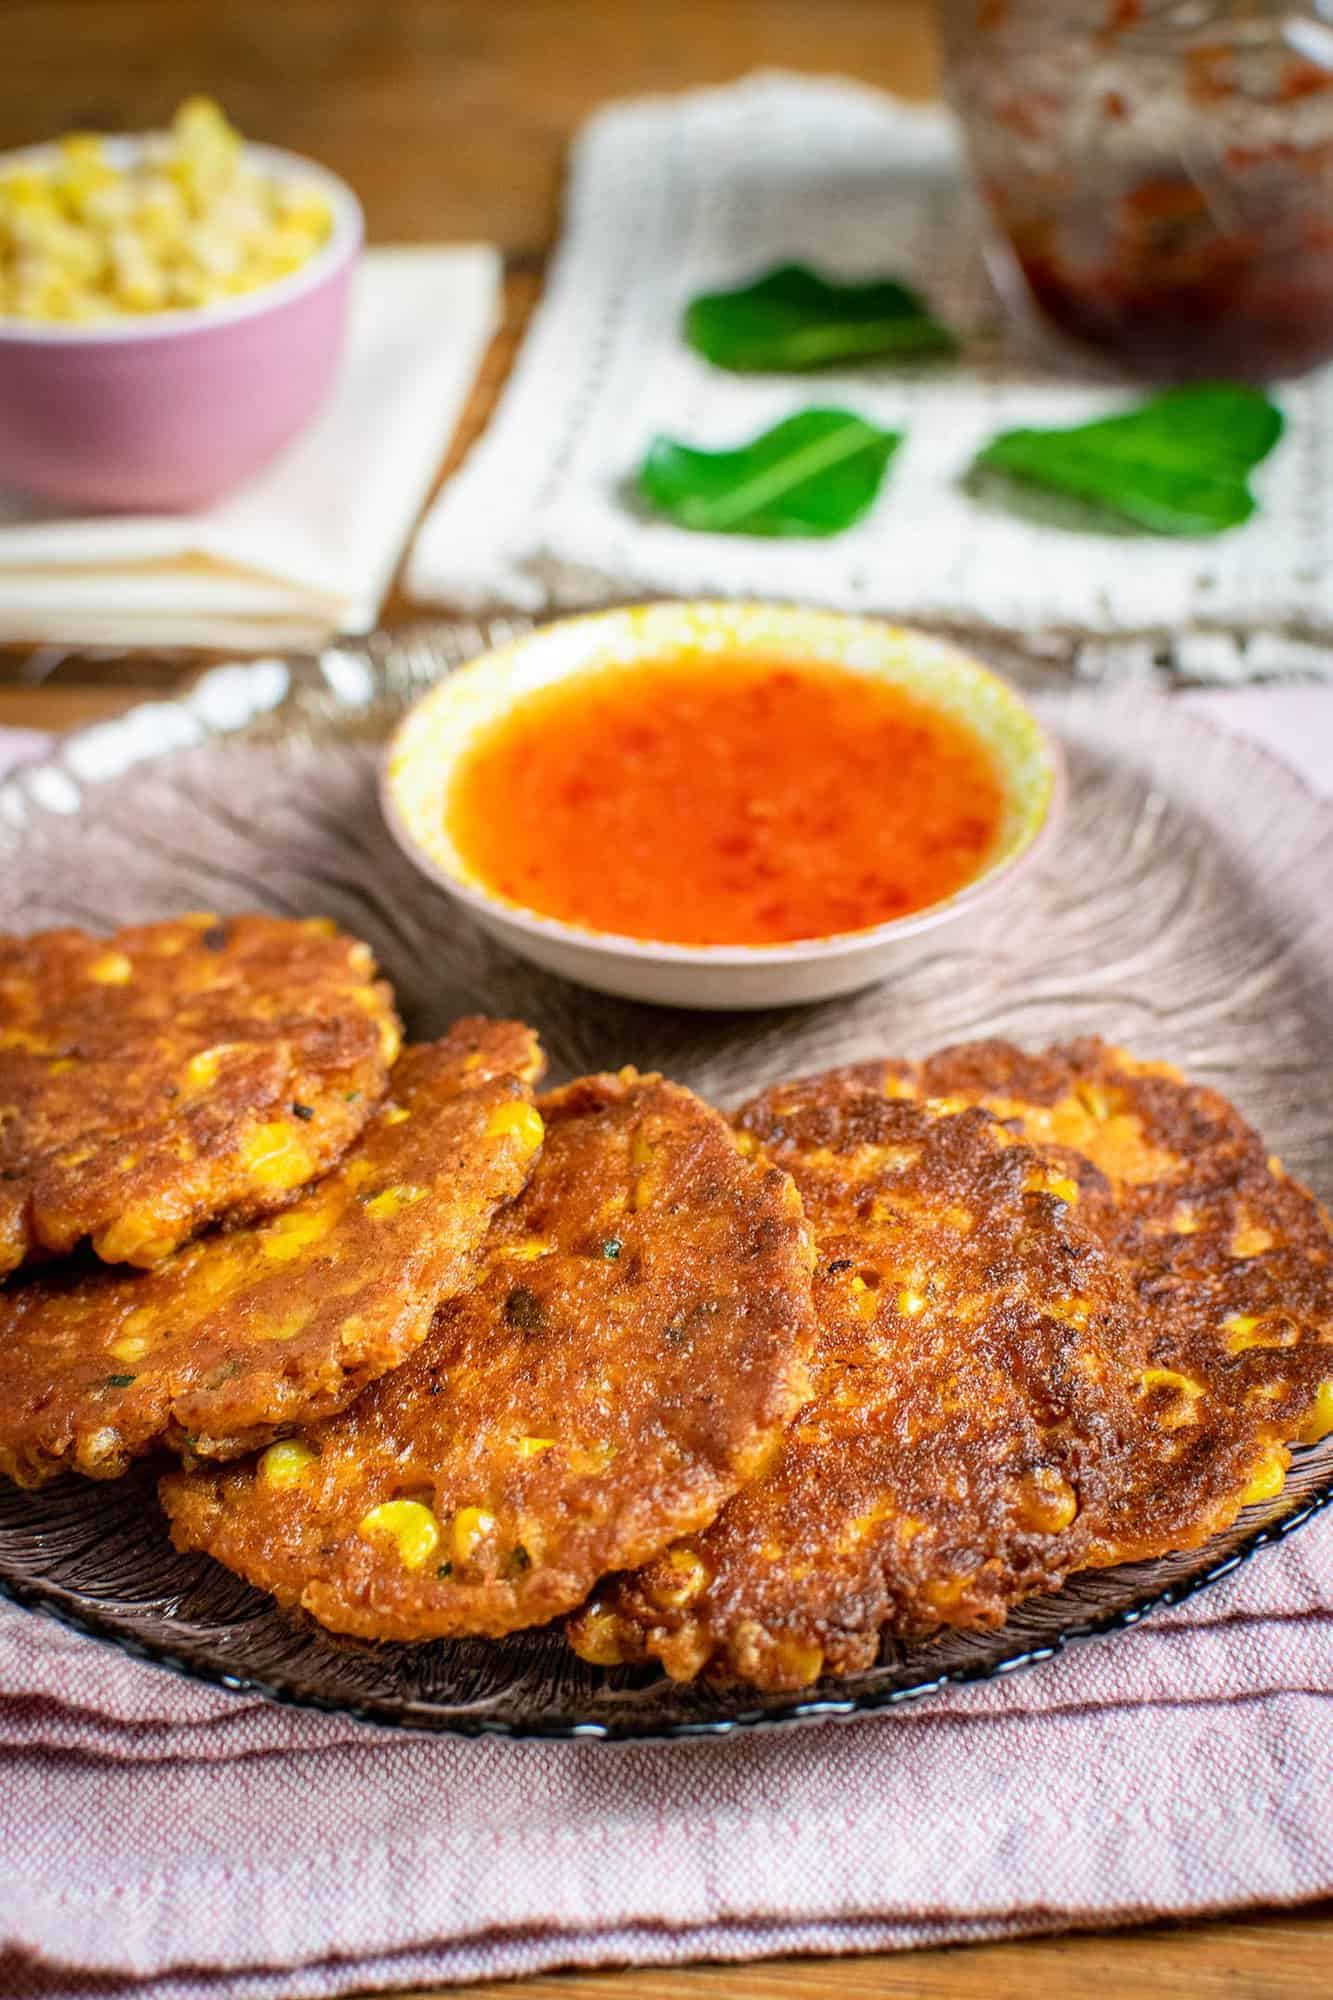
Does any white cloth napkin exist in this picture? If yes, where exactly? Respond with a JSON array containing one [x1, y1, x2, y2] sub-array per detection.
[[0, 246, 501, 653], [406, 75, 1333, 682]]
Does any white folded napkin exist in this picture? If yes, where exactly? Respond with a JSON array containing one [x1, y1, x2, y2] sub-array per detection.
[[0, 246, 501, 652]]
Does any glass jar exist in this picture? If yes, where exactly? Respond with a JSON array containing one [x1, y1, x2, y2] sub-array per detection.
[[939, 1, 1333, 379]]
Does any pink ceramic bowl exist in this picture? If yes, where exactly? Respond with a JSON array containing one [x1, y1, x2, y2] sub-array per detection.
[[0, 139, 362, 513]]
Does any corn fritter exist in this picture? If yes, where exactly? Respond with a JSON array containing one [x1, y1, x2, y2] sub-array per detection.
[[0, 1019, 543, 1484], [0, 913, 400, 1273], [161, 1068, 819, 1642]]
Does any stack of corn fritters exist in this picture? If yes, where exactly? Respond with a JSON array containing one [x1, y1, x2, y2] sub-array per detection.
[[2, 916, 1329, 1692]]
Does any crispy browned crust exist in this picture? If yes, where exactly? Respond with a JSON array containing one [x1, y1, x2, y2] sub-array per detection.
[[0, 1020, 544, 1485], [160, 1070, 819, 1643], [884, 1037, 1333, 1562], [569, 1074, 1147, 1690], [0, 914, 402, 1272]]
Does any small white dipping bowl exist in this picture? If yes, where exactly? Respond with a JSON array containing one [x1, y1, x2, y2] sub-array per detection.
[[381, 602, 1063, 1010]]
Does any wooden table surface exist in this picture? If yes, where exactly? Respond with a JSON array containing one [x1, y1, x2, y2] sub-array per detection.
[[1, 5, 1329, 1996]]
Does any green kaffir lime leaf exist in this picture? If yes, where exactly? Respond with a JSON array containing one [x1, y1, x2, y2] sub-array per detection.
[[685, 263, 958, 372], [638, 408, 902, 537], [971, 385, 1284, 536]]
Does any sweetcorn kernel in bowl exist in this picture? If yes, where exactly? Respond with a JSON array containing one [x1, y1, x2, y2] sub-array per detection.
[[0, 100, 362, 511], [0, 99, 337, 323]]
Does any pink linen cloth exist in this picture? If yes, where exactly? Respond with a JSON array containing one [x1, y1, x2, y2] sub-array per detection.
[[0, 727, 54, 783], [0, 688, 1330, 1999]]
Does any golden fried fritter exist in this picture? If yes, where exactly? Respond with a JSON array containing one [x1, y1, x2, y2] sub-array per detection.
[[569, 1074, 1147, 1690], [881, 1037, 1333, 1557], [0, 1020, 544, 1485], [160, 1070, 818, 1643], [0, 914, 402, 1272]]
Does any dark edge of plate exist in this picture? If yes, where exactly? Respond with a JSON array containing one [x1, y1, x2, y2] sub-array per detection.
[[2, 1474, 1329, 1744]]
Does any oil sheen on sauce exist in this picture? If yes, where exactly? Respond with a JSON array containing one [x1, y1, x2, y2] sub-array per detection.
[[446, 656, 1007, 948]]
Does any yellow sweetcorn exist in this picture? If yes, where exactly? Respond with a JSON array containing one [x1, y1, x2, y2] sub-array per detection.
[[87, 951, 132, 985], [649, 1547, 709, 1610], [93, 1208, 182, 1268], [449, 1506, 497, 1565], [1224, 1312, 1294, 1354], [518, 1435, 556, 1457], [0, 98, 333, 324], [568, 1440, 617, 1476], [135, 180, 188, 254], [0, 167, 53, 212], [0, 1029, 51, 1054], [1074, 1081, 1116, 1121], [846, 1272, 878, 1322], [79, 1427, 125, 1475], [1025, 1166, 1079, 1206], [358, 1499, 440, 1570], [108, 1300, 170, 1361], [498, 1236, 554, 1262], [266, 1306, 314, 1342], [1137, 1366, 1205, 1430], [1016, 1466, 1079, 1534], [571, 1604, 625, 1666], [363, 1182, 427, 1221], [924, 1573, 973, 1612], [652, 1544, 704, 1608], [276, 183, 332, 233], [1298, 1379, 1333, 1446], [485, 1099, 545, 1155], [258, 1439, 317, 1491], [771, 1637, 826, 1684], [1238, 1447, 1288, 1509], [261, 1209, 331, 1262], [183, 1048, 222, 1091], [240, 1122, 314, 1193]]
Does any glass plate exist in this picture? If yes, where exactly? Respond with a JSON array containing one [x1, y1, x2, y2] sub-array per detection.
[[0, 633, 1329, 1741]]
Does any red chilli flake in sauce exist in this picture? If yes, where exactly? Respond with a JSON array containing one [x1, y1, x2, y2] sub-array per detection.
[[446, 657, 1007, 948]]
